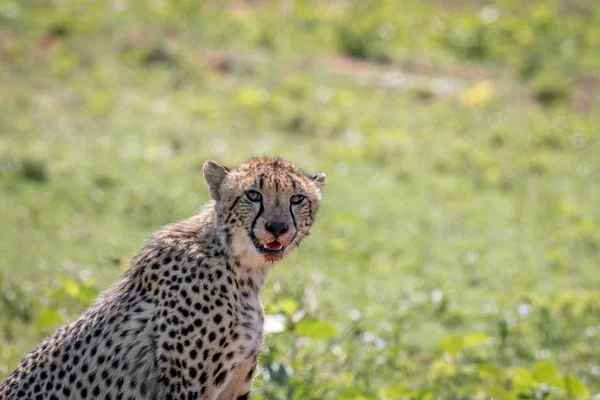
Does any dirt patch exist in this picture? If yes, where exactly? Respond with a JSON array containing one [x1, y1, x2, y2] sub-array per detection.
[[573, 74, 600, 114], [321, 54, 530, 105], [321, 54, 598, 112], [227, 0, 271, 17]]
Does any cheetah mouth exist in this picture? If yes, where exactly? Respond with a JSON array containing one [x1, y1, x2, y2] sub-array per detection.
[[250, 233, 286, 254]]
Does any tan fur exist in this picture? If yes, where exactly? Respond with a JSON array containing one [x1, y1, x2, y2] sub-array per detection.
[[0, 157, 326, 400]]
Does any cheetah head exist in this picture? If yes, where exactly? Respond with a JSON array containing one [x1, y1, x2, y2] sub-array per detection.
[[203, 157, 326, 268]]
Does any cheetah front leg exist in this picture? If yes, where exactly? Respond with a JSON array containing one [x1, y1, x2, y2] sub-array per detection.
[[216, 359, 257, 400]]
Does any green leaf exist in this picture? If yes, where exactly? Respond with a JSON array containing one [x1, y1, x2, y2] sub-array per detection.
[[464, 332, 491, 347], [488, 387, 516, 400], [265, 362, 290, 387], [430, 359, 457, 378], [512, 368, 535, 391], [478, 363, 503, 379], [61, 278, 80, 298], [379, 383, 411, 399], [339, 387, 377, 400], [532, 361, 561, 387], [78, 283, 99, 306], [267, 298, 298, 316], [295, 318, 338, 339], [440, 335, 465, 356], [416, 390, 434, 400], [35, 309, 62, 331], [564, 375, 589, 400]]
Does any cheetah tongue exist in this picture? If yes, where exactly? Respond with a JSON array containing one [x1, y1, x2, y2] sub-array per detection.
[[265, 241, 283, 250]]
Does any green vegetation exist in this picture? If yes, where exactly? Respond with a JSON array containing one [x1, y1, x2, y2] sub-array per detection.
[[1, 0, 599, 398]]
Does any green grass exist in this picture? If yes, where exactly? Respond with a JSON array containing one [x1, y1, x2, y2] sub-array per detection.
[[1, 0, 599, 398]]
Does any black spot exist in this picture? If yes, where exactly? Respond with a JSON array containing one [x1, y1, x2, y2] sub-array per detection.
[[246, 366, 256, 382], [215, 371, 228, 386], [199, 371, 208, 384]]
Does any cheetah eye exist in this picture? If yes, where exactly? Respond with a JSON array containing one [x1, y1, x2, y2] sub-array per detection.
[[290, 194, 305, 205], [246, 190, 262, 202]]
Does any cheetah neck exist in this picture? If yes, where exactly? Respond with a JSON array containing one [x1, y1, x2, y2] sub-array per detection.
[[199, 205, 270, 294], [231, 257, 267, 293]]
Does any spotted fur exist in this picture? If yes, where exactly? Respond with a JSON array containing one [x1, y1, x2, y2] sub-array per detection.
[[0, 157, 326, 400]]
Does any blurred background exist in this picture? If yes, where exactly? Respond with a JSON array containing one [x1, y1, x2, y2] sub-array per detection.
[[1, 0, 599, 398]]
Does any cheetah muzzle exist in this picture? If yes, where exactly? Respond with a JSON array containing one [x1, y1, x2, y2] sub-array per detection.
[[0, 157, 326, 400], [250, 232, 286, 255]]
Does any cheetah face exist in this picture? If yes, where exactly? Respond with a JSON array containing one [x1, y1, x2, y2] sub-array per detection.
[[204, 158, 326, 268]]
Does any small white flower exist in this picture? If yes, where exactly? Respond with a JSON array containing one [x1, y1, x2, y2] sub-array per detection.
[[349, 309, 361, 321], [480, 6, 499, 24], [518, 303, 531, 317], [431, 289, 443, 304], [263, 314, 286, 334]]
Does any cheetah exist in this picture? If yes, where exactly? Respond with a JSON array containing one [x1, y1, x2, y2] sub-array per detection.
[[0, 157, 326, 400]]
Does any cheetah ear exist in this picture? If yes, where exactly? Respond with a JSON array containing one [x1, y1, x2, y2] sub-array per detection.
[[203, 160, 230, 201], [309, 172, 327, 191]]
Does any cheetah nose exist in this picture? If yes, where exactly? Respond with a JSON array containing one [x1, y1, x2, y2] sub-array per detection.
[[265, 221, 288, 237]]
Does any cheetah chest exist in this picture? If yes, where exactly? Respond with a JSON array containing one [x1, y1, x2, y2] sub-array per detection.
[[232, 296, 264, 361]]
